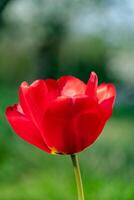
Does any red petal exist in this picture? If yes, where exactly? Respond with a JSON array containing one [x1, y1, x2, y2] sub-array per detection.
[[43, 97, 74, 154], [6, 105, 50, 153], [58, 76, 86, 97], [97, 84, 116, 117], [86, 72, 98, 99], [97, 84, 116, 104], [42, 96, 102, 154], [19, 80, 48, 128], [73, 110, 105, 151], [45, 79, 60, 101], [19, 81, 30, 117], [19, 80, 60, 125]]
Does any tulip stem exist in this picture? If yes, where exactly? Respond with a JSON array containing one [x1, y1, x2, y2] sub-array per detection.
[[71, 154, 85, 200]]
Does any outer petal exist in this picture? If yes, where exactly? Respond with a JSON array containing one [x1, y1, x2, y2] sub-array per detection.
[[86, 72, 98, 100], [97, 83, 116, 104], [42, 96, 102, 154], [6, 104, 50, 153], [19, 81, 31, 117], [19, 80, 51, 130], [97, 84, 116, 117], [73, 111, 105, 151], [42, 97, 74, 154], [58, 76, 86, 97], [19, 80, 59, 125]]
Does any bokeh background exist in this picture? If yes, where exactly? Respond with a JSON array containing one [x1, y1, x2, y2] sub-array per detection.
[[0, 0, 134, 199]]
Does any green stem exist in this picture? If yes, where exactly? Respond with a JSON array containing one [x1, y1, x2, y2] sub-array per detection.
[[71, 154, 85, 200]]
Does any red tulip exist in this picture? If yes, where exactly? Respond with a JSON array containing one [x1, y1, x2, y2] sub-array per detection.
[[6, 72, 116, 155]]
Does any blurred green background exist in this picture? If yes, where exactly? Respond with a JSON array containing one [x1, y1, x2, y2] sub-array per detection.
[[0, 0, 134, 199]]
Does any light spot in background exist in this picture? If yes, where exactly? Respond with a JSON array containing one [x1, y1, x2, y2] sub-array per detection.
[[109, 51, 134, 85]]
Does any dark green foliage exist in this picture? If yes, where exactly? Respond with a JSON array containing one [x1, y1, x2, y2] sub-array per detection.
[[0, 0, 12, 27], [0, 0, 12, 13]]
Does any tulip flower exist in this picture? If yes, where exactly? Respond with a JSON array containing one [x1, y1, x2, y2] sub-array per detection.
[[6, 72, 116, 200]]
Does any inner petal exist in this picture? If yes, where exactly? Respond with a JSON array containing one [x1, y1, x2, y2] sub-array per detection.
[[58, 76, 86, 97]]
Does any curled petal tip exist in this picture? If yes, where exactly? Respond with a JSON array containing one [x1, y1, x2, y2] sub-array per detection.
[[91, 71, 96, 76], [20, 81, 29, 89], [86, 72, 98, 98], [30, 80, 40, 87], [90, 72, 98, 83], [5, 106, 11, 115], [30, 80, 45, 88], [5, 104, 18, 117]]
